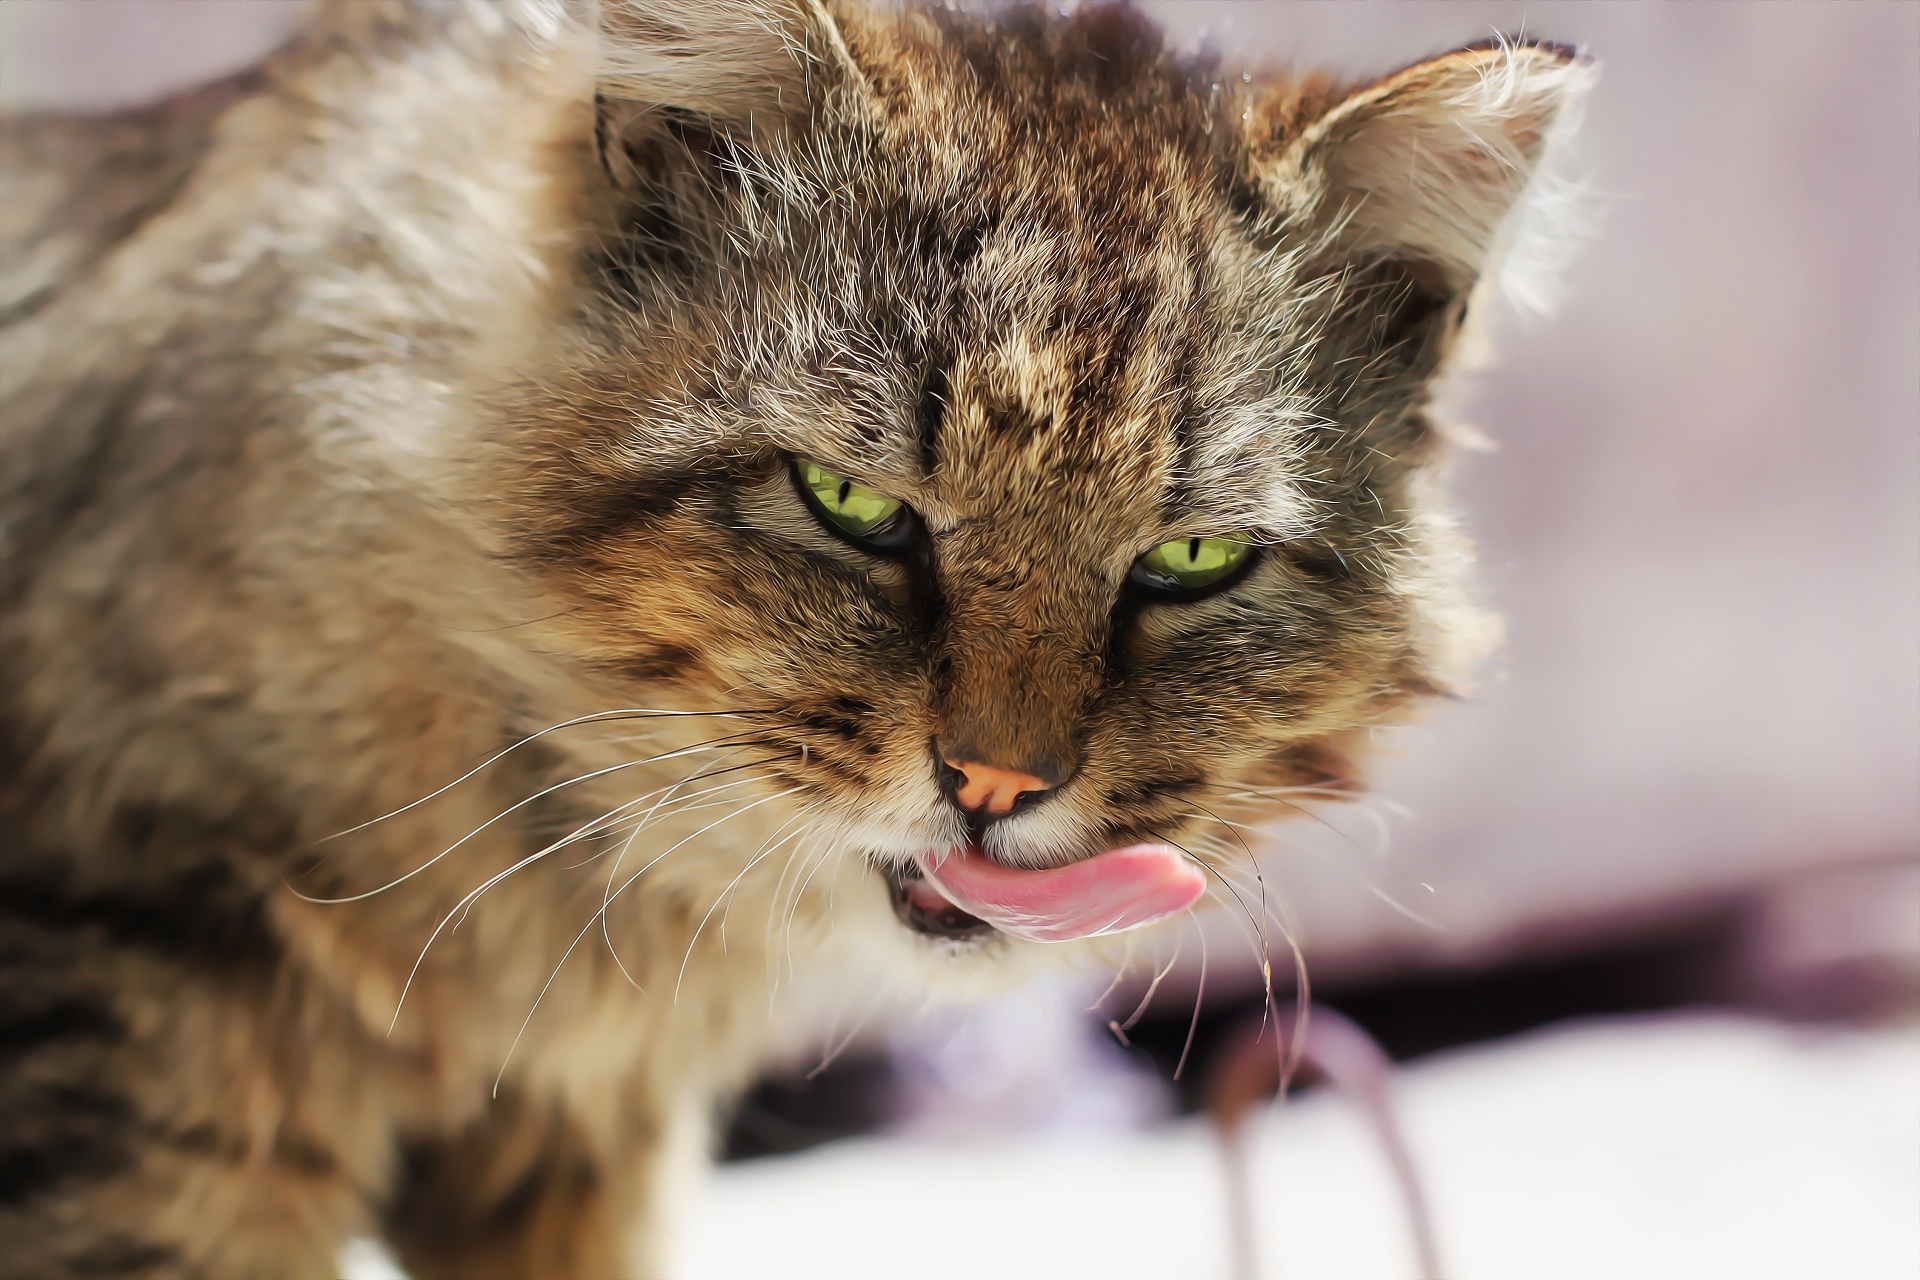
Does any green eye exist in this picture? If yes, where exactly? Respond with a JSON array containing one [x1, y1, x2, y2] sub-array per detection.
[[1131, 535, 1254, 594], [796, 459, 910, 544]]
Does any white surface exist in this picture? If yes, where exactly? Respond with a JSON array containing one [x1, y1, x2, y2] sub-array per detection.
[[678, 1015, 1920, 1280], [337, 1238, 410, 1280]]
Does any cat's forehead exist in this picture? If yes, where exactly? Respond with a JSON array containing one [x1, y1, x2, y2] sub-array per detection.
[[771, 228, 1318, 544], [873, 6, 1227, 238], [740, 11, 1319, 539], [776, 51, 1319, 542]]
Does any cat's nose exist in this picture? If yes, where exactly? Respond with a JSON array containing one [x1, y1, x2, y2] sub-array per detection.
[[937, 751, 1064, 818]]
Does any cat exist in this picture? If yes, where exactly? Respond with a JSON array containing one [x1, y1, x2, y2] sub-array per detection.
[[0, 2, 1587, 1275]]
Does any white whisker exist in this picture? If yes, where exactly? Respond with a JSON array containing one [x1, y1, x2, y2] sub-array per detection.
[[320, 707, 769, 842], [776, 830, 839, 982], [599, 747, 776, 984], [606, 785, 805, 908], [1115, 929, 1183, 1036], [298, 735, 766, 905], [718, 810, 819, 946], [671, 794, 814, 1001], [1088, 933, 1140, 1014], [494, 786, 809, 1085], [1174, 921, 1209, 1082], [386, 759, 780, 1033], [806, 987, 879, 1081], [761, 819, 832, 975]]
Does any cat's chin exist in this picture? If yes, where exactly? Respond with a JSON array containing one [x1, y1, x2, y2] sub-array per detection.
[[884, 862, 995, 942]]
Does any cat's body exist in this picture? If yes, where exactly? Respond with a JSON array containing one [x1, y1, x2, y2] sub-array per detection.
[[0, 3, 1584, 1275]]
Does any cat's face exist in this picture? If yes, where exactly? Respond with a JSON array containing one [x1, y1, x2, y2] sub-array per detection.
[[505, 4, 1582, 948]]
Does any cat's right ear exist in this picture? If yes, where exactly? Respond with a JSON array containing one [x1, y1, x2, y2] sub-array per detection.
[[592, 0, 876, 190], [1245, 40, 1593, 316]]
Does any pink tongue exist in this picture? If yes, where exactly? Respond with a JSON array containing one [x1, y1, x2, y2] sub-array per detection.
[[915, 842, 1207, 943]]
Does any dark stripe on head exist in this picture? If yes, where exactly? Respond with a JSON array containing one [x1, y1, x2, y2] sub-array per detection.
[[609, 643, 703, 685], [1065, 280, 1151, 430], [1161, 341, 1205, 519], [516, 462, 731, 567], [915, 356, 950, 477], [1103, 775, 1206, 811]]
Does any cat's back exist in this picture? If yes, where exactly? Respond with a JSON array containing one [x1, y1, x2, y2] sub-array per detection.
[[0, 71, 290, 619], [0, 76, 258, 338], [0, 5, 587, 619]]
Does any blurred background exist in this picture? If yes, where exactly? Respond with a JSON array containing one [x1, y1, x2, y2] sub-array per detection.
[[6, 3, 1915, 1277]]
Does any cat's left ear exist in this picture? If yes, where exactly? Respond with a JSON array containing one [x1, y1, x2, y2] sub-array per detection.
[[1250, 40, 1593, 312], [592, 0, 877, 187]]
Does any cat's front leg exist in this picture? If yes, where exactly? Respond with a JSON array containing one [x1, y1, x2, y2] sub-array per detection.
[[0, 910, 384, 1280], [384, 1079, 706, 1280]]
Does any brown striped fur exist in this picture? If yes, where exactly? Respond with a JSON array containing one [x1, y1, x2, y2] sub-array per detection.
[[0, 3, 1586, 1274]]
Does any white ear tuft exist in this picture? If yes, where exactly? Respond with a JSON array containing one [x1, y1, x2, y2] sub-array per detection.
[[1279, 40, 1594, 313], [596, 0, 819, 124]]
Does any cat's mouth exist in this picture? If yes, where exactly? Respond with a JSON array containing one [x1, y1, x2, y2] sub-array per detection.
[[883, 841, 1207, 943], [886, 862, 994, 940]]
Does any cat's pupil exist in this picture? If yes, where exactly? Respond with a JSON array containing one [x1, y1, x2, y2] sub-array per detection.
[[1188, 537, 1201, 563], [837, 480, 852, 506]]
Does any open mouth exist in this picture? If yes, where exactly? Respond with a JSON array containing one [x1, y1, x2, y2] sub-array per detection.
[[883, 841, 1208, 944], [886, 863, 994, 940]]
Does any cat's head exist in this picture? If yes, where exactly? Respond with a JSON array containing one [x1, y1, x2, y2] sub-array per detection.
[[501, 2, 1587, 953]]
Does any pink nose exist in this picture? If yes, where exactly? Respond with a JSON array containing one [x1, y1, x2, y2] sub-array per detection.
[[943, 758, 1051, 817]]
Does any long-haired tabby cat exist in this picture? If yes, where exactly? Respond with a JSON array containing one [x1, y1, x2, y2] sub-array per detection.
[[0, 2, 1586, 1275]]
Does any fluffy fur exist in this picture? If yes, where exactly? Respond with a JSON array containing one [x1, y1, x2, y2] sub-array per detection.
[[0, 3, 1587, 1275]]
